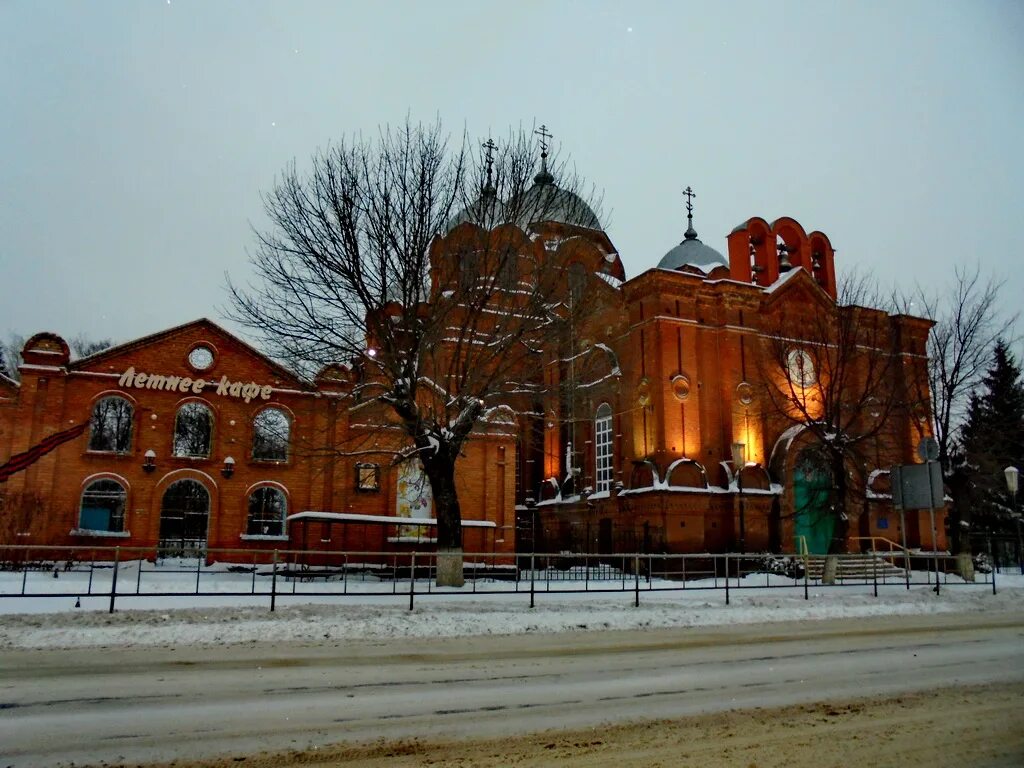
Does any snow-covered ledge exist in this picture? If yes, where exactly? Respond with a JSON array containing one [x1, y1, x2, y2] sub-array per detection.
[[239, 534, 289, 542], [69, 528, 131, 538]]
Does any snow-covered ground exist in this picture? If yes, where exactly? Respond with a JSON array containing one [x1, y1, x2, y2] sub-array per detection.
[[0, 562, 1020, 651]]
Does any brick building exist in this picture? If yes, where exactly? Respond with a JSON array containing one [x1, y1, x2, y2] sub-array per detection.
[[0, 321, 513, 557], [0, 177, 944, 558]]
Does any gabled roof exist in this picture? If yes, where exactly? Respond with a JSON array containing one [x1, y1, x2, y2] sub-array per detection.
[[69, 318, 309, 387], [761, 267, 834, 310]]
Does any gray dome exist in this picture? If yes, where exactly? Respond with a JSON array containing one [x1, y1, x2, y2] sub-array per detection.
[[510, 179, 601, 231], [657, 226, 727, 273], [445, 189, 505, 233]]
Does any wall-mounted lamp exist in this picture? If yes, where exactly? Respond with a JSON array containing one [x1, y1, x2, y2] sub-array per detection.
[[142, 449, 156, 473], [222, 456, 235, 479]]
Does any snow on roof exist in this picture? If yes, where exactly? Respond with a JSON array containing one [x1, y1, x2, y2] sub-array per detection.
[[287, 511, 496, 528], [764, 267, 805, 293]]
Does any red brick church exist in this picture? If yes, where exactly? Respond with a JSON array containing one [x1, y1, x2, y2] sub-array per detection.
[[0, 173, 945, 557]]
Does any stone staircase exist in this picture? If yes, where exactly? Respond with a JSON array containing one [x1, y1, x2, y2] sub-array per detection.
[[804, 553, 908, 583]]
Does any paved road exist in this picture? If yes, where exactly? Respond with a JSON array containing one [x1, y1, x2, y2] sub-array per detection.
[[2, 612, 1022, 767]]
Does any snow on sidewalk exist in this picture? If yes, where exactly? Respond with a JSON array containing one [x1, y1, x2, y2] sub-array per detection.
[[1, 570, 1021, 651]]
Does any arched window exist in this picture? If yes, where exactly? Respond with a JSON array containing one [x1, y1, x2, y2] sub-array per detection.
[[173, 402, 213, 458], [460, 252, 479, 291], [594, 403, 613, 493], [88, 396, 134, 453], [247, 486, 287, 536], [568, 262, 587, 304], [252, 407, 290, 461], [79, 479, 127, 532]]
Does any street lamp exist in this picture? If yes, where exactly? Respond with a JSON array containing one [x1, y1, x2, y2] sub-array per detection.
[[731, 442, 746, 553], [1004, 466, 1022, 575]]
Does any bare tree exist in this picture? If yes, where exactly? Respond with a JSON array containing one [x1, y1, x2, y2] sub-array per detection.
[[1, 334, 25, 382], [900, 266, 1017, 554], [760, 272, 921, 554], [229, 121, 603, 585]]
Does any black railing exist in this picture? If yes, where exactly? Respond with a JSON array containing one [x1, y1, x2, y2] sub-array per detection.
[[0, 545, 999, 614]]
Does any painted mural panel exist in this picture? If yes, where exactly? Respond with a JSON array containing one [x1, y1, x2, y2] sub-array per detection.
[[396, 459, 433, 540]]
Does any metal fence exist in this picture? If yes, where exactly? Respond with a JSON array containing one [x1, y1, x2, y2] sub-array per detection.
[[0, 544, 1000, 614]]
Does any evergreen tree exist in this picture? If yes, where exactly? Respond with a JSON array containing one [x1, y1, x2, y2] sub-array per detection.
[[961, 340, 1024, 531]]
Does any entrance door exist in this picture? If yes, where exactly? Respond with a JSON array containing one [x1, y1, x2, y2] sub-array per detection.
[[159, 479, 211, 556], [793, 450, 834, 555]]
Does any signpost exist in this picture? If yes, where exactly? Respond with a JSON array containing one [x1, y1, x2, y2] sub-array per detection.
[[891, 438, 944, 590]]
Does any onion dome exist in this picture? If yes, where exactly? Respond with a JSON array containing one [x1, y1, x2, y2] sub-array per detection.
[[445, 184, 505, 233], [657, 185, 726, 273], [510, 125, 602, 231], [511, 174, 602, 231]]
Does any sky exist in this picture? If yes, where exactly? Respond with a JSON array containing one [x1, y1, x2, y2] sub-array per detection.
[[1, 0, 1022, 352]]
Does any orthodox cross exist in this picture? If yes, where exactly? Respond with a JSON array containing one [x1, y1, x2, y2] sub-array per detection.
[[534, 124, 552, 154], [481, 137, 497, 188], [533, 124, 554, 183], [683, 186, 696, 226]]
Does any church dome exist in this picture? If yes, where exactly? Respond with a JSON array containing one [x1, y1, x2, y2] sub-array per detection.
[[658, 190, 726, 273], [509, 167, 601, 231], [657, 227, 728, 273], [445, 187, 505, 232]]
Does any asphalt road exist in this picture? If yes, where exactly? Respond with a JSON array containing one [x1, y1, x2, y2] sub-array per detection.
[[1, 611, 1022, 767]]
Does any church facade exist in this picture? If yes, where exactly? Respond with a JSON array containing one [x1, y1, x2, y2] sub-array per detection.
[[0, 180, 945, 558]]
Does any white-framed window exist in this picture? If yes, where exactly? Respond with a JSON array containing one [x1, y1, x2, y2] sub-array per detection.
[[87, 396, 134, 453], [595, 403, 613, 493], [252, 407, 290, 461], [246, 486, 287, 536], [79, 479, 127, 532], [356, 463, 381, 491], [173, 402, 213, 458]]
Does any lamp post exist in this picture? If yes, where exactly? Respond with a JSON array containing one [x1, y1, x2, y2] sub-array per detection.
[[1004, 466, 1022, 575], [731, 442, 746, 553]]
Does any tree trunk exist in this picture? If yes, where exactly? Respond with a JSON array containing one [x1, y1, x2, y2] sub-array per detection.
[[828, 451, 850, 555], [422, 455, 464, 587], [946, 472, 972, 556]]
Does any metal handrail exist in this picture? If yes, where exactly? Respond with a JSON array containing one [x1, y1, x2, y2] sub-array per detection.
[[849, 536, 912, 557]]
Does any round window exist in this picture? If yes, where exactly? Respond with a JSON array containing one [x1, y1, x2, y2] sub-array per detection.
[[786, 349, 816, 388], [671, 374, 690, 401], [188, 345, 215, 371], [736, 381, 755, 405]]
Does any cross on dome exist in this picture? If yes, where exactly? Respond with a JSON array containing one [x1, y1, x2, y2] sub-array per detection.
[[481, 137, 497, 195], [533, 124, 554, 185], [683, 185, 698, 240]]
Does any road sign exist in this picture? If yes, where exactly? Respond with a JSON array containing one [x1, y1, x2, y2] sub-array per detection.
[[891, 462, 943, 510], [917, 437, 939, 462]]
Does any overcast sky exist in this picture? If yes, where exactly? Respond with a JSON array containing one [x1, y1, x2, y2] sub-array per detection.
[[2, 1, 1021, 352]]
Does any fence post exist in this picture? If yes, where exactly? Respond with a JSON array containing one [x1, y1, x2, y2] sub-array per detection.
[[108, 546, 120, 614], [992, 562, 997, 595], [270, 549, 278, 613], [409, 552, 416, 611], [934, 552, 941, 595], [634, 555, 640, 607], [530, 553, 535, 609], [195, 551, 203, 594], [872, 553, 878, 598], [803, 554, 809, 601], [724, 554, 730, 606]]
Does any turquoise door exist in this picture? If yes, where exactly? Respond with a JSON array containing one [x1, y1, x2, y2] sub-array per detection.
[[793, 451, 834, 555]]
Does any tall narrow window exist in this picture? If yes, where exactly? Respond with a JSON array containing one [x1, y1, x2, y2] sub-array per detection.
[[173, 402, 213, 458], [79, 479, 127, 532], [252, 408, 290, 461], [595, 403, 613, 493], [568, 262, 587, 304], [88, 396, 134, 453], [246, 486, 287, 536]]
